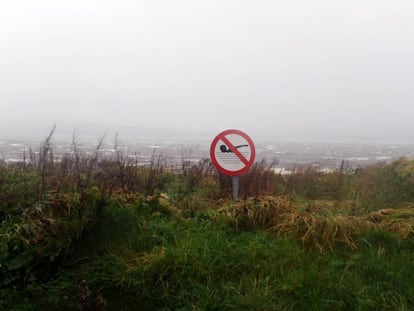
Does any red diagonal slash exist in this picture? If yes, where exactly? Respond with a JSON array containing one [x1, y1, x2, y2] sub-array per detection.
[[220, 135, 250, 166]]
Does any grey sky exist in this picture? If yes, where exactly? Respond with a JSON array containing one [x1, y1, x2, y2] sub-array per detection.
[[1, 0, 413, 142]]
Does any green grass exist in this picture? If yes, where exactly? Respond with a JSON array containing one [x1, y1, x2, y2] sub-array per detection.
[[2, 149, 414, 310], [3, 199, 413, 310]]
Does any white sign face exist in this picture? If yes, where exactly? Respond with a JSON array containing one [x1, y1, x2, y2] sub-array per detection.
[[210, 129, 255, 176]]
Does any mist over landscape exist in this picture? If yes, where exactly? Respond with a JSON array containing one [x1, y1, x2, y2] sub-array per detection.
[[1, 0, 414, 146], [3, 2, 414, 309]]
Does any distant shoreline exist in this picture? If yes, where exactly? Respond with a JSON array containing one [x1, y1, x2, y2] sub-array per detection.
[[1, 137, 414, 170]]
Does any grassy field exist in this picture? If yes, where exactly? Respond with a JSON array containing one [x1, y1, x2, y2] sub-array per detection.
[[1, 133, 414, 310]]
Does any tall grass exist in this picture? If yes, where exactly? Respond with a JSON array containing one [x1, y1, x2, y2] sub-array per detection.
[[6, 201, 412, 310], [1, 130, 414, 310]]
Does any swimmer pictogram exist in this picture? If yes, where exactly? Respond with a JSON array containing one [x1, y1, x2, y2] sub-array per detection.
[[219, 144, 248, 153]]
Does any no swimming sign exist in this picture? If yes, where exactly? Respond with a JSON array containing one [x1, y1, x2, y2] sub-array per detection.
[[210, 129, 255, 177]]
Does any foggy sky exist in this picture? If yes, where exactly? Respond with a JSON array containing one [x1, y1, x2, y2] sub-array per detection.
[[1, 0, 414, 143]]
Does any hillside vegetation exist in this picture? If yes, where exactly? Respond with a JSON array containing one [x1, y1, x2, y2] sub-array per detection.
[[1, 133, 414, 310]]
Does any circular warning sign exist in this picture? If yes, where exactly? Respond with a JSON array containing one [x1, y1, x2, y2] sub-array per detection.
[[210, 129, 256, 176]]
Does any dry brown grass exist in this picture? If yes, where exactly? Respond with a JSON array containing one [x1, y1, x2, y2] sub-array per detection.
[[217, 196, 414, 251], [368, 206, 414, 238], [233, 196, 294, 230], [269, 210, 376, 251]]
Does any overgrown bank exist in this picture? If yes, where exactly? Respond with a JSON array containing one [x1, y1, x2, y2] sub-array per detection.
[[1, 133, 414, 310]]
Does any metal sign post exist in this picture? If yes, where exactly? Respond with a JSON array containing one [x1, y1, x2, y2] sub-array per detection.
[[232, 176, 240, 200], [210, 129, 255, 200]]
